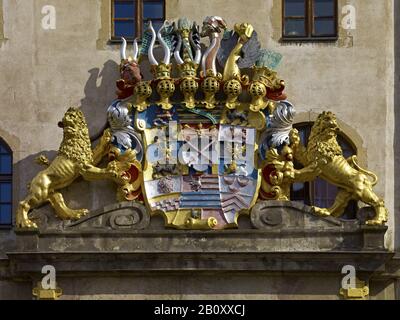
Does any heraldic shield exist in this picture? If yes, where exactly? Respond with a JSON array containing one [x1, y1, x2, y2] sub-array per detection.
[[136, 105, 260, 230]]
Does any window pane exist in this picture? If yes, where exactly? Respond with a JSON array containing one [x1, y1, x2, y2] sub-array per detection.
[[143, 1, 164, 19], [114, 0, 135, 18], [0, 182, 11, 202], [115, 20, 136, 38], [143, 20, 163, 33], [297, 127, 309, 146], [314, 18, 335, 36], [314, 0, 335, 17], [284, 19, 306, 37], [0, 204, 12, 225], [291, 182, 307, 200], [338, 136, 355, 158], [314, 177, 337, 208], [342, 201, 358, 220], [313, 179, 358, 219], [284, 0, 306, 16], [0, 154, 12, 174], [342, 146, 354, 158]]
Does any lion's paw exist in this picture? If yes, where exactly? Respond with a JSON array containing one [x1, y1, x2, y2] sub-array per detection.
[[106, 162, 119, 177], [365, 217, 387, 226], [16, 218, 38, 230], [366, 207, 388, 226], [312, 206, 331, 217], [69, 209, 89, 221]]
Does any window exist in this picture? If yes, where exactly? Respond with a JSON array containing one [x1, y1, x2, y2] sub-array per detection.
[[0, 138, 12, 226], [282, 0, 338, 40], [111, 0, 165, 41], [290, 123, 358, 219]]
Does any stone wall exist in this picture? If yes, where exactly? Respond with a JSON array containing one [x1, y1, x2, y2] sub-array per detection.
[[0, 0, 398, 300], [0, 0, 396, 249], [0, 201, 394, 300]]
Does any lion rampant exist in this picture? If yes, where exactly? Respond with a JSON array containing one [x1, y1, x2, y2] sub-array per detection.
[[16, 107, 114, 229], [290, 111, 388, 225]]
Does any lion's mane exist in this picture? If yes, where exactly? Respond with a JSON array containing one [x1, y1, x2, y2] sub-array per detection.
[[307, 111, 343, 163], [58, 108, 93, 164]]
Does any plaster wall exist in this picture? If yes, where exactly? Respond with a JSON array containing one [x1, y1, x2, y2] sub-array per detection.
[[0, 0, 396, 249]]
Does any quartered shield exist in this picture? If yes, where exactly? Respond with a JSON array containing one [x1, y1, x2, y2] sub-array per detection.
[[136, 105, 260, 229]]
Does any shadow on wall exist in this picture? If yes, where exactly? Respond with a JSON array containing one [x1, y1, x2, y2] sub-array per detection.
[[10, 46, 233, 231], [80, 59, 120, 139], [395, 0, 400, 252], [12, 60, 123, 227], [78, 49, 169, 140]]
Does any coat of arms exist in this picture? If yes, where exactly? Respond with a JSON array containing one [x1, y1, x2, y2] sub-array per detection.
[[15, 17, 388, 231]]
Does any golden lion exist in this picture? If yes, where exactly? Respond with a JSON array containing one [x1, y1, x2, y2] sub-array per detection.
[[290, 111, 388, 225], [16, 107, 118, 229]]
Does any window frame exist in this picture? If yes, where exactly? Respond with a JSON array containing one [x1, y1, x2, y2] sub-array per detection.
[[282, 0, 338, 42], [0, 138, 13, 228], [111, 0, 166, 42]]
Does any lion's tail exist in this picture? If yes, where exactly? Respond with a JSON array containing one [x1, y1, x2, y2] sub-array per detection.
[[349, 155, 378, 186], [35, 155, 50, 167]]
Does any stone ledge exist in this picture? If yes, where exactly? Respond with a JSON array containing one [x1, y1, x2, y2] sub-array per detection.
[[6, 251, 393, 276], [13, 227, 387, 253], [7, 201, 391, 281], [15, 201, 388, 252]]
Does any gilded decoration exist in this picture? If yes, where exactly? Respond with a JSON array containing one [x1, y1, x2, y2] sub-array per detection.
[[16, 16, 388, 231]]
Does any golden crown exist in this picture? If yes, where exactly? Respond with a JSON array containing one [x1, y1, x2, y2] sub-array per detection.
[[151, 63, 172, 79]]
